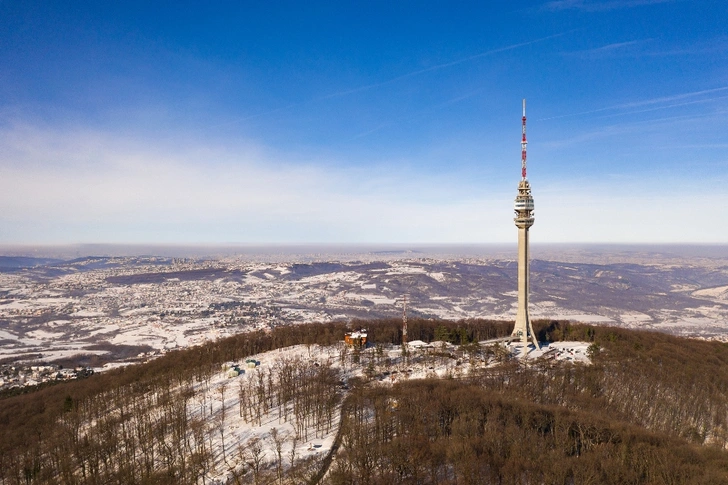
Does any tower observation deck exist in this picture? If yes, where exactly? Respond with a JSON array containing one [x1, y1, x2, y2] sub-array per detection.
[[512, 99, 539, 348]]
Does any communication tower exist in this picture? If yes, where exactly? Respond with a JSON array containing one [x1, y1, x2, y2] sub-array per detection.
[[401, 293, 408, 346], [512, 99, 540, 348]]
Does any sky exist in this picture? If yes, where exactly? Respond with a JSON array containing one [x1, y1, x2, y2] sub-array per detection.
[[0, 0, 727, 245]]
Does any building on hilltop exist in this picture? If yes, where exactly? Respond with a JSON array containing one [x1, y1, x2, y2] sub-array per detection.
[[344, 329, 368, 348]]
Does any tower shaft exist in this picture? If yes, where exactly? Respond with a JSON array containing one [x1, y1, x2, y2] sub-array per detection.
[[513, 223, 538, 347]]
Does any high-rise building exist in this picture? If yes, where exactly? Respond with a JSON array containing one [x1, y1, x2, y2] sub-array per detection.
[[512, 99, 540, 348]]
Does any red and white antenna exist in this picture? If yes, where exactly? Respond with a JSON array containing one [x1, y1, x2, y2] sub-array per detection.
[[402, 294, 408, 346], [521, 98, 528, 180]]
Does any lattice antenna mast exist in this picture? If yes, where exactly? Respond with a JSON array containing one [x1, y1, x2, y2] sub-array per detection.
[[402, 294, 408, 346], [521, 98, 528, 180]]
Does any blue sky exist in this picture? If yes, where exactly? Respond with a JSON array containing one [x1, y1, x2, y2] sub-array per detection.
[[1, 0, 726, 244]]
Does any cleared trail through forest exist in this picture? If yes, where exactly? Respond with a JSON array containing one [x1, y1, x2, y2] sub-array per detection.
[[307, 395, 352, 484]]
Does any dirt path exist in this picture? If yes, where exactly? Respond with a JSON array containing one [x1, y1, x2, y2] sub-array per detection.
[[307, 396, 351, 485]]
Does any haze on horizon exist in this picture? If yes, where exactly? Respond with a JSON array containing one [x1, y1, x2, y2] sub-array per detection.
[[1, 1, 727, 245]]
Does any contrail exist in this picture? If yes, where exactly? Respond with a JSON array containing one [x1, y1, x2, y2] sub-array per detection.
[[590, 94, 728, 120], [320, 31, 576, 100], [538, 86, 728, 121], [212, 31, 574, 129]]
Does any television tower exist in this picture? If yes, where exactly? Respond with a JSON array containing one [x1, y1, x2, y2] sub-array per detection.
[[512, 99, 539, 348]]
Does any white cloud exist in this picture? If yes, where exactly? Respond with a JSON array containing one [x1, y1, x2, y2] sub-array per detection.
[[536, 184, 728, 243], [0, 123, 512, 244], [1, 123, 723, 244]]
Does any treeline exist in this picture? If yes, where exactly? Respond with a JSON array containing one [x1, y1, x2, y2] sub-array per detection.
[[329, 379, 728, 484], [523, 321, 728, 446], [360, 318, 514, 346]]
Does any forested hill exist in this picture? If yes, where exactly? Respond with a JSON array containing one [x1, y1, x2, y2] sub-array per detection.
[[1, 319, 728, 484]]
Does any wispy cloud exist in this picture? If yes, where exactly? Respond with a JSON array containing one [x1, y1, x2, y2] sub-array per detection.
[[589, 95, 728, 120], [207, 33, 572, 129], [433, 89, 486, 109], [640, 37, 728, 57], [544, 0, 675, 12], [350, 88, 486, 140], [565, 37, 728, 59], [538, 86, 728, 121], [584, 40, 644, 52], [321, 32, 575, 100], [542, 120, 638, 148], [543, 109, 721, 148], [565, 40, 649, 57], [350, 122, 394, 140]]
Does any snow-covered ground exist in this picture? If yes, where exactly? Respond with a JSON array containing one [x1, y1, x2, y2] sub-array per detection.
[[171, 339, 591, 483], [694, 285, 728, 300], [509, 341, 592, 363], [191, 344, 342, 483]]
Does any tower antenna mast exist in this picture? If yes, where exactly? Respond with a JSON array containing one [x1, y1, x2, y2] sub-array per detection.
[[521, 99, 528, 180]]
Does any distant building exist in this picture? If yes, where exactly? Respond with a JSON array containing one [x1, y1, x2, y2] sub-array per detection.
[[344, 329, 368, 348]]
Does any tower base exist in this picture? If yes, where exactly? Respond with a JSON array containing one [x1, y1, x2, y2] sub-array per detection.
[[510, 319, 540, 349]]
